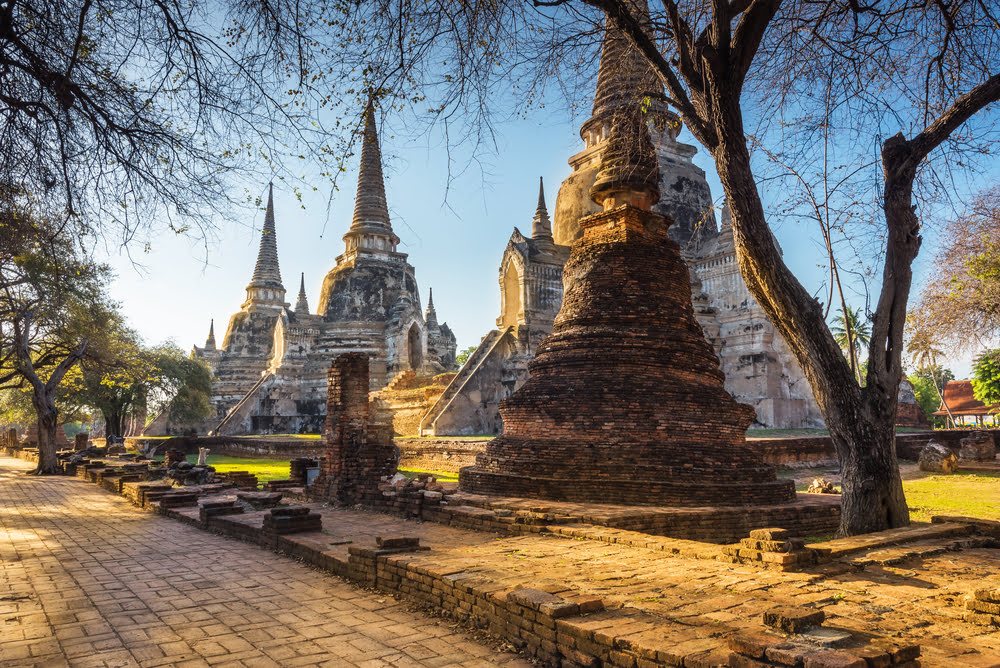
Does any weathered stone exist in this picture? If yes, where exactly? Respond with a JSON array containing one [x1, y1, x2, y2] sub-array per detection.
[[918, 441, 959, 473], [314, 353, 398, 506], [749, 528, 790, 541], [806, 478, 838, 494], [959, 432, 996, 462]]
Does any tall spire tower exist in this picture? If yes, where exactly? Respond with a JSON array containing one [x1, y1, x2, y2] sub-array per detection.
[[531, 177, 553, 242], [425, 288, 439, 332], [342, 97, 401, 256], [244, 182, 288, 308], [553, 0, 712, 248]]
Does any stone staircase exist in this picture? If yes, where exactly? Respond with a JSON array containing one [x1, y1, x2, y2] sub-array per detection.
[[418, 327, 511, 436]]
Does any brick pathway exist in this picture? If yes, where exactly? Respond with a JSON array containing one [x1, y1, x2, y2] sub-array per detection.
[[0, 457, 530, 668]]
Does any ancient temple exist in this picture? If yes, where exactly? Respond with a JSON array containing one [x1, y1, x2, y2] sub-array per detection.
[[459, 100, 797, 507], [178, 187, 288, 431], [423, 6, 822, 434], [149, 100, 457, 436], [420, 179, 569, 435]]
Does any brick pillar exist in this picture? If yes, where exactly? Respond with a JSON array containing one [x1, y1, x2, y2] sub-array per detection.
[[74, 432, 89, 451], [318, 353, 397, 505]]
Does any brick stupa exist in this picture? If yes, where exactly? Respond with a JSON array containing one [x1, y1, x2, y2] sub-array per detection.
[[459, 103, 797, 507]]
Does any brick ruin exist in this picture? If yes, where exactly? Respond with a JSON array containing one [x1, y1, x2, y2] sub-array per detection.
[[459, 100, 798, 508], [313, 353, 398, 505], [424, 4, 824, 435]]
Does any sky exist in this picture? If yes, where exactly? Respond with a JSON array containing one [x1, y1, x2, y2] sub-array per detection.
[[99, 99, 977, 380]]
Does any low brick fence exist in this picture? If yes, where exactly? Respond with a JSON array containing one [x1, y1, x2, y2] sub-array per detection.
[[745, 429, 997, 465], [124, 435, 325, 459]]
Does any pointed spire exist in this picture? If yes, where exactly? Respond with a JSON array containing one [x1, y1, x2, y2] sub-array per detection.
[[590, 1, 665, 122], [250, 182, 283, 287], [351, 98, 391, 231], [425, 288, 439, 330], [531, 177, 553, 241], [294, 272, 310, 315], [720, 202, 733, 231], [205, 319, 216, 350], [343, 95, 400, 255]]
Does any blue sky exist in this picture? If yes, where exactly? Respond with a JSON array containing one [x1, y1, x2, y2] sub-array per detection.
[[101, 104, 976, 379]]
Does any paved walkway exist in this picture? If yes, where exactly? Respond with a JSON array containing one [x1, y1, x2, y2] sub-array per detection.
[[0, 457, 529, 668]]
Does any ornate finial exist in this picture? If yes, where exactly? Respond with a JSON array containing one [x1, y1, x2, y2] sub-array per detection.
[[205, 319, 216, 350], [294, 272, 309, 314], [720, 202, 733, 230], [351, 96, 391, 230], [531, 177, 553, 241], [590, 107, 661, 210], [250, 182, 283, 287]]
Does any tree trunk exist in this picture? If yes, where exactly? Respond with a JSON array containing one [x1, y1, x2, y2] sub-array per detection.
[[827, 397, 909, 533], [30, 392, 61, 475], [710, 115, 909, 536], [103, 410, 125, 440]]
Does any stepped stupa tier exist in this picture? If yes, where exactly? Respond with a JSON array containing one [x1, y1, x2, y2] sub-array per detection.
[[554, 0, 713, 249], [459, 105, 796, 506]]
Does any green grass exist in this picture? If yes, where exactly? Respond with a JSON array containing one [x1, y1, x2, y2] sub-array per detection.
[[902, 469, 1000, 523], [238, 434, 321, 440], [398, 467, 459, 482], [167, 455, 291, 483], [395, 435, 495, 441]]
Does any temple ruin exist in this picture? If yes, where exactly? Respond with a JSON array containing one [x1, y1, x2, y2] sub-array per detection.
[[422, 11, 823, 435], [458, 92, 800, 507], [149, 100, 457, 436]]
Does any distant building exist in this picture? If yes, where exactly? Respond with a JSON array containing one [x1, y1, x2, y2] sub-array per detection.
[[934, 380, 998, 426]]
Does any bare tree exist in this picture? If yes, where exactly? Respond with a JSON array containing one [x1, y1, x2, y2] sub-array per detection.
[[911, 185, 1000, 353]]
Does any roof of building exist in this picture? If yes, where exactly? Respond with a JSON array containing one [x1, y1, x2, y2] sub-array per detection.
[[933, 379, 999, 416]]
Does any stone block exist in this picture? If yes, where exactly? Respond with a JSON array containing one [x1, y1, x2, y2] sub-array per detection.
[[801, 650, 866, 668], [727, 630, 782, 659], [762, 606, 825, 633], [749, 528, 790, 541], [959, 432, 996, 462]]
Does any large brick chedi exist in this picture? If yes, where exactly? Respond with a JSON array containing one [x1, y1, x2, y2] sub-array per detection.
[[459, 104, 796, 507]]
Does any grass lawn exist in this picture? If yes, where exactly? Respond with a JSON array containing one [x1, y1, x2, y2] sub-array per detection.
[[902, 469, 1000, 523], [783, 462, 1000, 523], [399, 466, 460, 482], [177, 454, 291, 483], [748, 427, 929, 439]]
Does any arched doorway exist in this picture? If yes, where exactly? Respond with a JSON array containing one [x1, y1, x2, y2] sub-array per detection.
[[408, 323, 423, 371], [501, 262, 522, 329]]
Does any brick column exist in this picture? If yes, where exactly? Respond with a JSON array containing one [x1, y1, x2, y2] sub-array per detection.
[[319, 353, 397, 505]]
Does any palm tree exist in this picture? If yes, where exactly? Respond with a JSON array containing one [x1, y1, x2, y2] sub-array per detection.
[[907, 330, 954, 427], [831, 306, 871, 384]]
